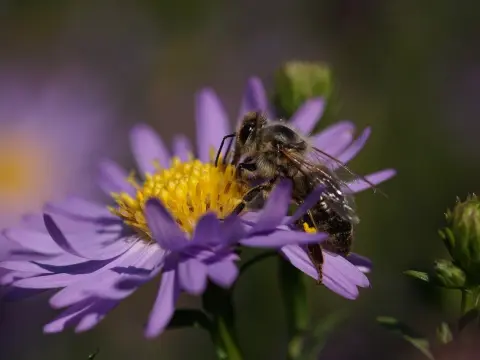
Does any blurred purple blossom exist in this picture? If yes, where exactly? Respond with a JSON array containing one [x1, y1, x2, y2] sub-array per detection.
[[0, 66, 116, 227]]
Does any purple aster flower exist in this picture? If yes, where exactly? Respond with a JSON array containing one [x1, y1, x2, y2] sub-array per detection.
[[0, 81, 327, 338], [236, 77, 396, 299], [0, 67, 115, 227]]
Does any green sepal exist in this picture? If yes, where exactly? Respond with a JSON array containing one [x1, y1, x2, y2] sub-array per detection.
[[404, 270, 430, 283], [377, 316, 435, 360], [443, 195, 480, 282], [436, 322, 453, 344], [273, 61, 333, 120], [432, 259, 466, 289]]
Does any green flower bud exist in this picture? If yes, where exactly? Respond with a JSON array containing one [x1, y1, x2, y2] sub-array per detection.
[[432, 259, 466, 289], [273, 61, 333, 119], [441, 195, 480, 281]]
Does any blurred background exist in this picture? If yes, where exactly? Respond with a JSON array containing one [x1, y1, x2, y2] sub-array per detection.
[[1, 1, 479, 359]]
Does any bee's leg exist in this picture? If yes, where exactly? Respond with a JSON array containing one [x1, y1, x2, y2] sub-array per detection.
[[235, 161, 257, 181], [229, 182, 271, 215], [305, 210, 324, 284], [307, 244, 324, 285]]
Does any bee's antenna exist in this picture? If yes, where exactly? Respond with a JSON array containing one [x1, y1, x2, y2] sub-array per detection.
[[222, 135, 235, 166], [215, 133, 235, 167]]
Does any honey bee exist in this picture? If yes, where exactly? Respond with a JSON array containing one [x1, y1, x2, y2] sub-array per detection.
[[215, 111, 381, 283]]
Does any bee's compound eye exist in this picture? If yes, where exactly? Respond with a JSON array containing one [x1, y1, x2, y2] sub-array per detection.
[[239, 121, 255, 144]]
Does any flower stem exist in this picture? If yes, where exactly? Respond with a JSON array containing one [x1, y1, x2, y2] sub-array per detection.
[[212, 316, 243, 360], [203, 282, 244, 360], [278, 257, 308, 359]]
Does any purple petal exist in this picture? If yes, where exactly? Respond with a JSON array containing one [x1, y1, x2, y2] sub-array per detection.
[[335, 127, 371, 165], [322, 253, 369, 299], [130, 123, 170, 174], [207, 260, 238, 288], [1, 287, 46, 301], [250, 179, 292, 234], [191, 213, 221, 245], [1, 271, 41, 286], [49, 244, 149, 308], [323, 251, 369, 288], [280, 245, 319, 280], [241, 230, 326, 248], [4, 228, 61, 254], [177, 258, 207, 295], [45, 197, 117, 221], [44, 215, 132, 260], [322, 273, 359, 300], [347, 252, 373, 273], [44, 298, 116, 334], [43, 212, 120, 233], [345, 169, 396, 194], [44, 300, 95, 333], [75, 300, 117, 333], [33, 252, 88, 266], [311, 121, 355, 154], [280, 246, 369, 299], [172, 134, 193, 161], [220, 215, 246, 245], [195, 88, 231, 162], [1, 260, 48, 272], [286, 184, 326, 225], [290, 98, 325, 135], [238, 77, 268, 117], [19, 214, 48, 232], [145, 199, 187, 251], [100, 248, 166, 300], [145, 269, 180, 338], [14, 273, 82, 289], [0, 233, 56, 262], [98, 159, 135, 196]]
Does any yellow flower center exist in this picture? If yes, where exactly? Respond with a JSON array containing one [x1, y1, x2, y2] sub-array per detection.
[[109, 157, 248, 240]]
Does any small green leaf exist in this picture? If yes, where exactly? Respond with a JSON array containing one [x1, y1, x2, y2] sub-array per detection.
[[377, 316, 435, 360], [404, 270, 430, 283], [436, 322, 453, 344], [167, 308, 213, 332]]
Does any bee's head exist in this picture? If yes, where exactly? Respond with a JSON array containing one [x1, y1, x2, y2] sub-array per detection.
[[236, 111, 267, 150]]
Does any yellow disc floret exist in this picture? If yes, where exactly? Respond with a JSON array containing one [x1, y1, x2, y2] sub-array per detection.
[[109, 157, 247, 240]]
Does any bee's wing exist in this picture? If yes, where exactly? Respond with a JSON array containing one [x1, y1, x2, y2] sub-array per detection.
[[281, 148, 360, 224], [306, 146, 386, 197]]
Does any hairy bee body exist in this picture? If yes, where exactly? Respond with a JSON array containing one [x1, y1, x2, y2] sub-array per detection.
[[216, 111, 361, 282]]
